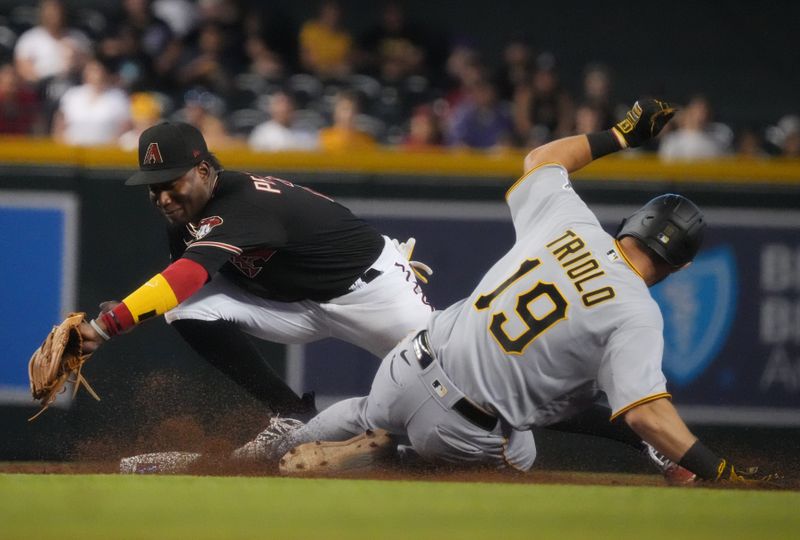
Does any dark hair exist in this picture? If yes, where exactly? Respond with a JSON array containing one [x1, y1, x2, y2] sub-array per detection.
[[205, 152, 223, 171]]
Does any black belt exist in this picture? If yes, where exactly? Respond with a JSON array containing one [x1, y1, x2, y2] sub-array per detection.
[[341, 267, 383, 296], [412, 331, 498, 432], [361, 267, 382, 283]]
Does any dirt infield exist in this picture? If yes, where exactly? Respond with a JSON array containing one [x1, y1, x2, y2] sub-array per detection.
[[2, 457, 795, 492], [0, 458, 670, 487], [8, 385, 797, 491]]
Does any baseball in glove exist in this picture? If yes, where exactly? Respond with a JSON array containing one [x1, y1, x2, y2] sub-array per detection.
[[28, 312, 100, 421]]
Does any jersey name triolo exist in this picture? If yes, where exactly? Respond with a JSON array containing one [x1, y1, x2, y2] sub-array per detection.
[[546, 229, 615, 307]]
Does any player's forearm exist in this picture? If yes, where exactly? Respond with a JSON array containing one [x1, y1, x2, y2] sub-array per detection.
[[94, 258, 208, 338], [524, 99, 676, 175], [523, 134, 608, 174], [624, 398, 697, 463], [625, 397, 731, 481]]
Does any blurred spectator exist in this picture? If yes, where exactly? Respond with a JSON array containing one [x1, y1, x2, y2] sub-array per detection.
[[766, 115, 800, 158], [242, 5, 298, 76], [0, 63, 41, 134], [573, 102, 605, 135], [152, 0, 200, 38], [195, 0, 247, 73], [658, 95, 729, 161], [177, 23, 234, 97], [580, 63, 615, 128], [299, 1, 353, 79], [442, 42, 483, 109], [119, 91, 164, 150], [180, 87, 239, 148], [99, 23, 151, 91], [243, 35, 286, 81], [494, 37, 533, 101], [248, 90, 319, 151], [446, 78, 513, 150], [735, 126, 767, 158], [356, 1, 427, 81], [13, 0, 90, 85], [513, 53, 574, 147], [101, 0, 182, 92], [52, 57, 131, 146], [402, 104, 443, 151], [319, 90, 377, 151], [783, 131, 800, 158]]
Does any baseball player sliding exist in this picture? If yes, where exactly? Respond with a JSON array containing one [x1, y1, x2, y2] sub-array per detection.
[[75, 121, 432, 417], [251, 99, 777, 484]]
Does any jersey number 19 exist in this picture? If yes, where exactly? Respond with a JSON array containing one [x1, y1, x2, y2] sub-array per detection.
[[474, 259, 568, 354]]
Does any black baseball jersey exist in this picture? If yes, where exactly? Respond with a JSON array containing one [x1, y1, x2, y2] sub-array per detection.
[[168, 171, 384, 302]]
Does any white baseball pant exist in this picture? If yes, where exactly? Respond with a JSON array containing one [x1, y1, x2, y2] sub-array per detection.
[[164, 236, 433, 357], [278, 331, 537, 470]]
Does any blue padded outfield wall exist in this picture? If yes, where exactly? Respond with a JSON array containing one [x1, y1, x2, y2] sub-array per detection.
[[0, 192, 78, 402]]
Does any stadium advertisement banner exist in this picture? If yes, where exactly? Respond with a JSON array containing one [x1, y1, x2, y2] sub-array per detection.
[[0, 191, 79, 405], [298, 200, 800, 427]]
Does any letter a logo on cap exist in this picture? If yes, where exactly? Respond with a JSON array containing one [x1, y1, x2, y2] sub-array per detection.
[[143, 142, 164, 165]]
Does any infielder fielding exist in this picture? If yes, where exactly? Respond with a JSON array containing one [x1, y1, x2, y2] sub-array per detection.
[[75, 121, 432, 416], [262, 99, 775, 483]]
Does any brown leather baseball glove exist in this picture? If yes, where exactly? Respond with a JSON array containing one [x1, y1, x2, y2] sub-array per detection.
[[28, 312, 100, 421]]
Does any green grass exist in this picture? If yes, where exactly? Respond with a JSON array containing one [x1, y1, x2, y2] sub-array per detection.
[[1, 474, 798, 540]]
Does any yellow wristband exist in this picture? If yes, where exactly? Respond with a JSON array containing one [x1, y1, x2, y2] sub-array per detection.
[[122, 273, 179, 323]]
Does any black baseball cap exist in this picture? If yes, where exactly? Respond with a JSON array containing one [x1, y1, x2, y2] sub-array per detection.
[[125, 122, 211, 186]]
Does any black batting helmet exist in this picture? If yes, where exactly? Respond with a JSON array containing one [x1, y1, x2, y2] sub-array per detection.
[[616, 194, 706, 267]]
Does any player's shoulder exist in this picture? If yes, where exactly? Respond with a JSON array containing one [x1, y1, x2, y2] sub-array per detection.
[[217, 169, 248, 184], [205, 170, 249, 205], [507, 162, 569, 199], [581, 231, 663, 319], [221, 169, 268, 191], [603, 269, 663, 326]]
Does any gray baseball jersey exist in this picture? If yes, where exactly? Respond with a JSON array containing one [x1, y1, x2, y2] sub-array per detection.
[[428, 164, 670, 429]]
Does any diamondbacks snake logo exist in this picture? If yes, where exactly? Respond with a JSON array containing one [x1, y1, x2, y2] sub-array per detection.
[[189, 216, 223, 240]]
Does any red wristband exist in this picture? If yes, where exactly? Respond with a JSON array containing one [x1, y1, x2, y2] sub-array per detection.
[[101, 303, 135, 336]]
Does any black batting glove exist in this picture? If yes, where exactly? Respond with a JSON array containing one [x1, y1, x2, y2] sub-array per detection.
[[612, 98, 676, 148]]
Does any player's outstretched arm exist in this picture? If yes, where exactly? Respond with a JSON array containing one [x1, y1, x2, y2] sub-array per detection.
[[78, 258, 209, 353], [624, 398, 780, 484], [523, 99, 676, 174], [623, 397, 697, 462]]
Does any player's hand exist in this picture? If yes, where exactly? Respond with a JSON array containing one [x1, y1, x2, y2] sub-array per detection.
[[612, 99, 676, 148], [95, 300, 134, 337], [392, 237, 434, 284], [79, 320, 107, 354], [99, 300, 121, 313]]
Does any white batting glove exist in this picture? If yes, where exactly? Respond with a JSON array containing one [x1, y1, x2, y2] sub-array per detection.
[[392, 237, 434, 284]]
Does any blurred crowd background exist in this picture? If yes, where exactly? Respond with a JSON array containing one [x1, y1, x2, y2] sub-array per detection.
[[0, 0, 797, 159]]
